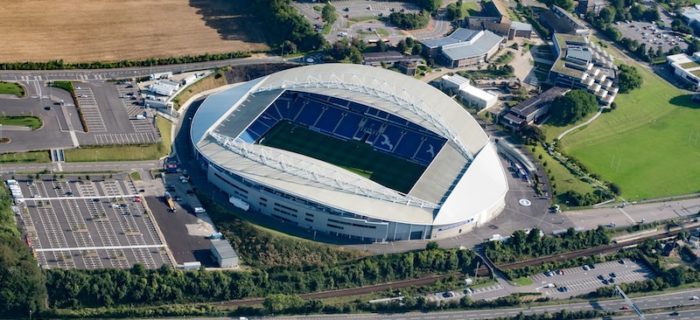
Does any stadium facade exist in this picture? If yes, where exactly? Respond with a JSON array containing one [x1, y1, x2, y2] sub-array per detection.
[[190, 64, 508, 242]]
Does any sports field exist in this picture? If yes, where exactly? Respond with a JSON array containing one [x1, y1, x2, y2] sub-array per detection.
[[259, 121, 427, 193], [560, 64, 700, 200], [0, 0, 267, 62]]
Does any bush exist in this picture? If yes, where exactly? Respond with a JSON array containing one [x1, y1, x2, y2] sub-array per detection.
[[388, 12, 430, 29]]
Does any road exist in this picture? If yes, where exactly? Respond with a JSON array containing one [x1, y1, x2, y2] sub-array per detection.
[[0, 56, 285, 81], [268, 288, 700, 319]]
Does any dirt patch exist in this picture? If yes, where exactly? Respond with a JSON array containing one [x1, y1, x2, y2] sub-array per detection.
[[0, 0, 268, 63]]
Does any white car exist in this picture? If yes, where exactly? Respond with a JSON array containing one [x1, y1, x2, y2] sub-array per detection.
[[692, 296, 699, 300]]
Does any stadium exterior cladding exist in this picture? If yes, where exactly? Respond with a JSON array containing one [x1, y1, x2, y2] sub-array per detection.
[[190, 64, 508, 242]]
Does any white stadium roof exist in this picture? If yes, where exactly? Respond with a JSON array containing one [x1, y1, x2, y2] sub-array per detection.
[[191, 64, 508, 226]]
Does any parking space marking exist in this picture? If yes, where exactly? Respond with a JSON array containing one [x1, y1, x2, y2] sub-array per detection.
[[36, 244, 166, 252]]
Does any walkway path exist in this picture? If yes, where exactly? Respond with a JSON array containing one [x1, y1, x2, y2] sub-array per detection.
[[556, 109, 603, 141]]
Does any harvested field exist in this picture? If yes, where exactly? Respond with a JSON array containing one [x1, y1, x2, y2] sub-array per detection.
[[0, 0, 268, 63]]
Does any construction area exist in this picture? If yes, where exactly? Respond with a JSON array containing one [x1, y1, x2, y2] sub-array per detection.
[[8, 175, 174, 270]]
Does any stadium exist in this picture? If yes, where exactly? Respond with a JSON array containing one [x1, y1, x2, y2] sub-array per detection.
[[190, 64, 508, 242]]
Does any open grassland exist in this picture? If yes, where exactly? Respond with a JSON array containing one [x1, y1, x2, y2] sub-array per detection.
[[0, 0, 267, 63], [560, 65, 700, 200], [0, 82, 25, 97]]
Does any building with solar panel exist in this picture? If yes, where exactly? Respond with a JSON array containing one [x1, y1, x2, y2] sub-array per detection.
[[190, 64, 508, 242]]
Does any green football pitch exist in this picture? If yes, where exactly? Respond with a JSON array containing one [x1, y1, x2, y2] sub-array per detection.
[[259, 120, 427, 193]]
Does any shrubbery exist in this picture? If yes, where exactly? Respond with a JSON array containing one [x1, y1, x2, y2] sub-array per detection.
[[388, 12, 430, 29]]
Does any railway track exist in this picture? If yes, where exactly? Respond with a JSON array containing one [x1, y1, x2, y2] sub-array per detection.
[[494, 227, 686, 271], [215, 274, 449, 307]]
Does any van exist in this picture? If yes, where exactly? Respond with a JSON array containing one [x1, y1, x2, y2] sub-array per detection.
[[194, 207, 206, 214]]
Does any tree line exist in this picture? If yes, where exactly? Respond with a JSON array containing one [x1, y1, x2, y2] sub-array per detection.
[[46, 247, 478, 309], [485, 227, 610, 264], [0, 52, 251, 71]]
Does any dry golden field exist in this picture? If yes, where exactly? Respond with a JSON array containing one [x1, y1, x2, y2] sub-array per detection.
[[0, 0, 268, 62]]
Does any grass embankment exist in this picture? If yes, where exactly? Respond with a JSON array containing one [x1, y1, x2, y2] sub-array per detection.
[[560, 64, 700, 200], [531, 144, 594, 203], [0, 116, 42, 130], [0, 151, 50, 163], [171, 72, 228, 110], [65, 117, 172, 162], [0, 81, 25, 96], [462, 2, 482, 16]]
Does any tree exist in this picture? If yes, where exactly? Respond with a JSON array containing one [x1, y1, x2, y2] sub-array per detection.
[[426, 241, 439, 250], [446, 2, 464, 20], [549, 90, 598, 125], [554, 0, 575, 11], [321, 3, 337, 25], [388, 11, 430, 30], [0, 236, 47, 316], [599, 7, 616, 25], [349, 47, 363, 64], [263, 294, 305, 314], [618, 64, 643, 93]]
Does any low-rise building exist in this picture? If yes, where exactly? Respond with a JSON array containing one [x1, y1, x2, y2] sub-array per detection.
[[441, 74, 498, 109], [421, 28, 504, 68], [466, 0, 533, 40], [682, 5, 700, 32], [210, 239, 239, 268], [540, 6, 590, 36], [149, 79, 180, 97], [548, 33, 618, 105], [576, 0, 606, 14], [500, 86, 569, 130], [667, 52, 700, 90], [362, 51, 423, 75]]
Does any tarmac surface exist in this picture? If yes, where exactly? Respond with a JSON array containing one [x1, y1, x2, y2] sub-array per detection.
[[13, 175, 172, 269]]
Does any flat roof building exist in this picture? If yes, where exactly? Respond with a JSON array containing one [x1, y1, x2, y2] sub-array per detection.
[[149, 80, 180, 97], [500, 86, 569, 130], [441, 74, 498, 109], [421, 28, 504, 68], [540, 6, 590, 36], [210, 239, 239, 268], [667, 52, 700, 90]]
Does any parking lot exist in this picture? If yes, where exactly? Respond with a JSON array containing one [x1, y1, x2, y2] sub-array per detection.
[[292, 0, 420, 44], [616, 20, 688, 53], [75, 81, 160, 146], [531, 258, 653, 298], [13, 175, 173, 269]]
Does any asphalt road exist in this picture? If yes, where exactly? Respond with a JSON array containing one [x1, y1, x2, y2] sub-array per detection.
[[0, 57, 285, 81]]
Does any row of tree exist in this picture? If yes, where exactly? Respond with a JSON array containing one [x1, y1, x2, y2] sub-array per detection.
[[46, 247, 478, 308], [0, 51, 251, 71], [0, 185, 47, 316], [485, 227, 610, 264]]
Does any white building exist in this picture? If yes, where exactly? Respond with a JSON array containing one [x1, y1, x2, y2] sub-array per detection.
[[441, 74, 498, 109], [210, 239, 239, 268], [667, 52, 700, 90], [149, 79, 180, 97]]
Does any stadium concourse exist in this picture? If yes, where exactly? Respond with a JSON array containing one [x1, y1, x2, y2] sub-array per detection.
[[189, 64, 509, 242]]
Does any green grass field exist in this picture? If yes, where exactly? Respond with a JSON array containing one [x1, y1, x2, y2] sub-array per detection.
[[0, 82, 24, 97], [560, 65, 700, 200], [259, 121, 427, 193], [0, 151, 50, 163], [531, 145, 594, 203], [0, 116, 42, 130]]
